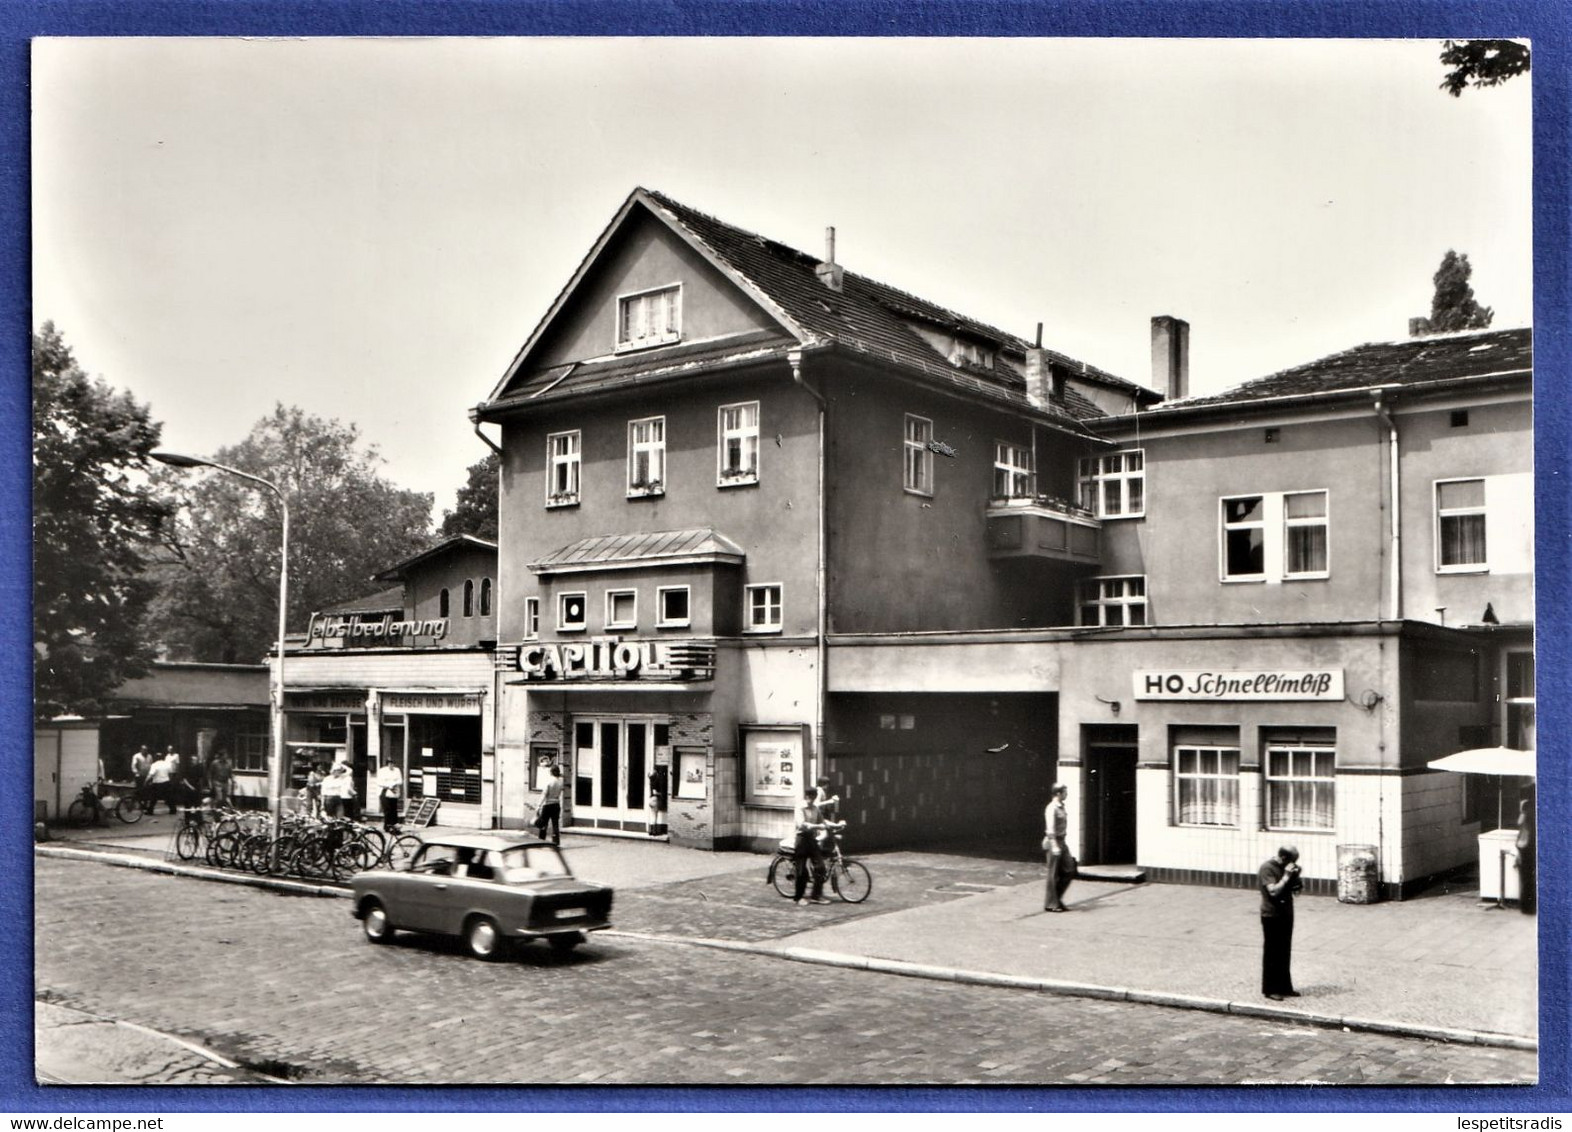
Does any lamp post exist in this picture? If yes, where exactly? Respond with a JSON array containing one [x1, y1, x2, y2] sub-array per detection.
[[152, 452, 290, 850]]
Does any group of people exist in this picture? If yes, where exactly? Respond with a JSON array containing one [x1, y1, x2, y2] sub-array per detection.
[[790, 776, 845, 906], [297, 757, 406, 832], [128, 744, 235, 814]]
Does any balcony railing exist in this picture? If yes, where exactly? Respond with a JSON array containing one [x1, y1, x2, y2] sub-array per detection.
[[985, 493, 1101, 565]]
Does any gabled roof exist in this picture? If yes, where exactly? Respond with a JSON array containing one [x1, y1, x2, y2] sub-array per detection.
[[1139, 327, 1531, 418], [529, 528, 745, 575], [372, 535, 498, 582], [479, 188, 1155, 433]]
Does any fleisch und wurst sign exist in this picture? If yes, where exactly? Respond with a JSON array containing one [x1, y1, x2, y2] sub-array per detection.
[[1134, 669, 1344, 701]]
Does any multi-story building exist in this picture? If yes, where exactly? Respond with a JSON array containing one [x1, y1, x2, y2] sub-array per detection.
[[473, 188, 1532, 897]]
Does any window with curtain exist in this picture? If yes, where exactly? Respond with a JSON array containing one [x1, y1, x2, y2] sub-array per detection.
[[627, 417, 666, 495], [718, 402, 760, 484], [616, 285, 681, 351], [1436, 478, 1487, 569], [1265, 745, 1336, 830], [1174, 746, 1240, 826], [547, 431, 581, 506], [1284, 490, 1329, 576]]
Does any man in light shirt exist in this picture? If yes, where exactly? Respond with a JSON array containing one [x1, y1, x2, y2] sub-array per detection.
[[375, 758, 404, 832]]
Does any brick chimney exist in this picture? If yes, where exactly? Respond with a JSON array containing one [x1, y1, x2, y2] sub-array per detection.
[[1151, 315, 1190, 400], [815, 226, 844, 292]]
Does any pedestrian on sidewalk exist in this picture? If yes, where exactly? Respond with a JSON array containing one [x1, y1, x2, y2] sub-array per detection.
[[1258, 844, 1303, 1000], [143, 751, 174, 814], [376, 758, 404, 832], [533, 765, 563, 845], [306, 763, 326, 817], [323, 762, 353, 819], [1043, 783, 1073, 912], [208, 750, 234, 809], [130, 745, 151, 788], [792, 786, 831, 905]]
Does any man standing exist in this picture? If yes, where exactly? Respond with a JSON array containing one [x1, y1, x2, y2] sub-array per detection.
[[533, 765, 563, 845], [1043, 783, 1072, 912], [375, 757, 404, 832], [143, 751, 173, 814], [791, 786, 831, 906], [130, 745, 151, 788], [1259, 844, 1303, 1000], [208, 750, 234, 808]]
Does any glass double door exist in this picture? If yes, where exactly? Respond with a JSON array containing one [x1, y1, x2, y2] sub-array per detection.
[[572, 717, 654, 826]]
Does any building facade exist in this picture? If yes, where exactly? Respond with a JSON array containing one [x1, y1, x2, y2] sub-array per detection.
[[472, 188, 1532, 897]]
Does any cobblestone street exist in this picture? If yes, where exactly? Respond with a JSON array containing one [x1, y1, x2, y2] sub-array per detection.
[[34, 857, 1534, 1086]]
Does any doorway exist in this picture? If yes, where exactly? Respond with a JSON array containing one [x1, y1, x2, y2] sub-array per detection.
[[1082, 725, 1138, 865], [572, 717, 661, 828]]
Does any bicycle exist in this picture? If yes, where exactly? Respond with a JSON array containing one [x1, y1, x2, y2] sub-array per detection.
[[66, 780, 145, 827], [767, 829, 871, 904]]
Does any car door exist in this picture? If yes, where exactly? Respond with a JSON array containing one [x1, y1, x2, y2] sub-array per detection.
[[400, 844, 461, 932]]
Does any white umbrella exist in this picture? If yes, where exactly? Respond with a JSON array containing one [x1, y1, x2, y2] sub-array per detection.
[[1428, 747, 1536, 830]]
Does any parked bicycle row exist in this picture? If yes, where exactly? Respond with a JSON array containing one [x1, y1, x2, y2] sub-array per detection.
[[168, 806, 423, 883]]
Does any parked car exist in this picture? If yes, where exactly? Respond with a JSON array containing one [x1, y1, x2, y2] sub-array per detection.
[[350, 832, 613, 960]]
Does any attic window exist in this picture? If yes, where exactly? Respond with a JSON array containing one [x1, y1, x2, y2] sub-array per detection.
[[616, 284, 682, 352], [950, 340, 995, 369]]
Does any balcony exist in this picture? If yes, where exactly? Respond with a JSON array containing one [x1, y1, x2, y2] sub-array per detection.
[[985, 494, 1101, 566]]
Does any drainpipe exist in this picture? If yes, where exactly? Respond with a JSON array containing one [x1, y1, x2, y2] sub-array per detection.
[[472, 419, 504, 457], [1370, 388, 1401, 621], [789, 348, 828, 780]]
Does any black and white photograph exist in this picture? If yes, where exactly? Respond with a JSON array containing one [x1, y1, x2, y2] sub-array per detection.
[[28, 32, 1546, 1095]]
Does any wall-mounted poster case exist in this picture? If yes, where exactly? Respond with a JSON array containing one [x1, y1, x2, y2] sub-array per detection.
[[675, 746, 707, 800], [741, 724, 808, 810]]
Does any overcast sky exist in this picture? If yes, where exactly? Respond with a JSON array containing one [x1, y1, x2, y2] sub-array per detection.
[[31, 37, 1531, 518]]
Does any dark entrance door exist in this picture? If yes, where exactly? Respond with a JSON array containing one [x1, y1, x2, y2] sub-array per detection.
[[1082, 736, 1138, 865]]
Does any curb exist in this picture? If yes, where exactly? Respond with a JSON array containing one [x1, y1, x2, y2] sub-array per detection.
[[40, 846, 1537, 1054], [605, 930, 1538, 1053]]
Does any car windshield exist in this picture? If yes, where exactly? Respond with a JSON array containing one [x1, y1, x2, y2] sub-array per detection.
[[495, 845, 571, 884]]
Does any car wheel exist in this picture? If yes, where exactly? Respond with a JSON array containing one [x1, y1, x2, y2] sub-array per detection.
[[464, 916, 505, 961], [548, 932, 584, 954], [362, 900, 394, 944]]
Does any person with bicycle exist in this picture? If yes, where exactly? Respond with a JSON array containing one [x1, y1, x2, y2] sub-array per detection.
[[791, 785, 832, 906]]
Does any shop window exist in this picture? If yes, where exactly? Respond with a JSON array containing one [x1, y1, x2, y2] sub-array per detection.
[[1078, 575, 1147, 627], [547, 431, 581, 507], [1077, 450, 1145, 518], [1264, 744, 1336, 831], [1174, 745, 1240, 827], [992, 441, 1035, 500], [616, 284, 682, 352], [463, 579, 475, 617], [558, 592, 587, 633], [1221, 490, 1329, 582], [1506, 649, 1535, 750], [745, 583, 783, 633], [235, 720, 268, 774], [605, 589, 637, 630], [1436, 478, 1487, 571], [904, 414, 933, 495], [718, 402, 760, 486], [480, 578, 492, 617], [523, 597, 540, 640], [627, 417, 666, 497], [439, 588, 450, 618], [657, 585, 690, 628]]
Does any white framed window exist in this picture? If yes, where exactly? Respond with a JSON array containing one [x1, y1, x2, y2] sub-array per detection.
[[1077, 450, 1145, 518], [744, 583, 783, 633], [627, 416, 666, 496], [523, 597, 540, 640], [1078, 576, 1148, 627], [992, 441, 1035, 500], [616, 284, 682, 352], [1283, 491, 1330, 578], [605, 589, 637, 630], [1221, 495, 1266, 580], [557, 592, 587, 633], [1174, 746, 1240, 827], [657, 586, 691, 628], [546, 431, 581, 507], [1436, 478, 1487, 571], [904, 414, 933, 495], [1506, 650, 1535, 750], [1264, 745, 1336, 831], [950, 340, 995, 369], [718, 402, 760, 486]]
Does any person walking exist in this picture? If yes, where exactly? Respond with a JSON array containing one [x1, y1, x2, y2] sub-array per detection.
[[533, 765, 564, 845], [376, 758, 404, 832], [791, 786, 831, 906], [1043, 782, 1073, 912], [208, 750, 234, 808], [1258, 844, 1303, 1000], [143, 751, 174, 814]]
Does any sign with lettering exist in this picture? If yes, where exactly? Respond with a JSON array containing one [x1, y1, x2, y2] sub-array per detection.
[[1133, 669, 1344, 702], [286, 692, 366, 712], [403, 797, 441, 827], [307, 612, 449, 642], [382, 692, 484, 714], [514, 638, 716, 683]]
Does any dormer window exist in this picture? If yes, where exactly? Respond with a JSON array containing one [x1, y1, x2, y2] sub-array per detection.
[[616, 284, 682, 352], [950, 339, 994, 369]]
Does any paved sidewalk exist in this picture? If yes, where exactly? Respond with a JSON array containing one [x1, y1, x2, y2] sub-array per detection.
[[38, 819, 1537, 1048]]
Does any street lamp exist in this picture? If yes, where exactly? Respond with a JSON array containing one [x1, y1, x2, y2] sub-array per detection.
[[152, 451, 291, 851]]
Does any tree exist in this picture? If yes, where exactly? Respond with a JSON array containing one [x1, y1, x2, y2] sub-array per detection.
[[439, 452, 500, 541], [147, 405, 434, 664], [1440, 40, 1530, 97], [1411, 250, 1495, 337], [33, 323, 172, 718]]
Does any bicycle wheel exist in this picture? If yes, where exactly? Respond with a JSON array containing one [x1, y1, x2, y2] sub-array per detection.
[[207, 830, 234, 868], [770, 855, 797, 899], [355, 827, 387, 866], [830, 859, 871, 904], [114, 795, 145, 824], [329, 840, 374, 882], [66, 799, 96, 828], [384, 833, 422, 870], [174, 825, 201, 861]]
